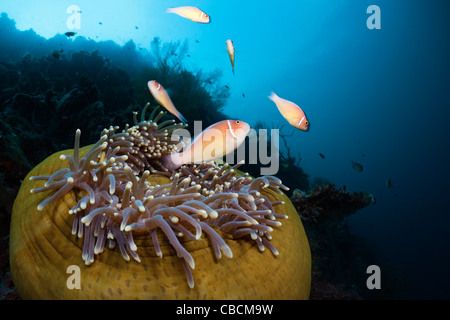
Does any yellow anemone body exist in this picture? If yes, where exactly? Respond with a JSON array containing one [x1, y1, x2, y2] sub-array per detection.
[[10, 145, 311, 299]]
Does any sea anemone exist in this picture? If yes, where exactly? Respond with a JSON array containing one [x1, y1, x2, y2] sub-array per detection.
[[10, 104, 311, 299]]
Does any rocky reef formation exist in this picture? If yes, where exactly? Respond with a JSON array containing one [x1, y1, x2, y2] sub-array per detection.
[[291, 184, 378, 299], [292, 184, 375, 223]]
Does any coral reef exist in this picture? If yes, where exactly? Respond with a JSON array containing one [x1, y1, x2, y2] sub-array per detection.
[[292, 184, 375, 223], [0, 13, 230, 183], [309, 269, 362, 300], [0, 235, 19, 300], [291, 184, 378, 299]]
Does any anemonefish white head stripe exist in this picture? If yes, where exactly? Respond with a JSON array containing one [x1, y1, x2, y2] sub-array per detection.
[[298, 116, 306, 127], [268, 92, 309, 131], [227, 120, 239, 139]]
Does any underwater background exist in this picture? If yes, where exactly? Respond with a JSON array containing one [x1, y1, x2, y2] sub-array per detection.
[[0, 0, 449, 299]]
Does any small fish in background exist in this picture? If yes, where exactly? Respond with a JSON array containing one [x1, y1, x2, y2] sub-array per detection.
[[195, 39, 200, 43], [226, 39, 235, 75], [166, 6, 210, 24], [52, 51, 61, 60], [268, 92, 309, 131], [147, 80, 187, 123], [99, 22, 103, 25], [386, 179, 392, 188], [135, 26, 139, 30], [351, 161, 363, 172], [64, 32, 76, 38], [161, 120, 250, 171], [242, 93, 246, 98], [319, 153, 325, 159]]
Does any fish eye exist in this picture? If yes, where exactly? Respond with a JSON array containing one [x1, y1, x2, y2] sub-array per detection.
[[305, 121, 309, 125], [235, 120, 240, 124]]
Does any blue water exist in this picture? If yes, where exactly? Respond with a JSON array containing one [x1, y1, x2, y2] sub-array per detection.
[[1, 0, 450, 299]]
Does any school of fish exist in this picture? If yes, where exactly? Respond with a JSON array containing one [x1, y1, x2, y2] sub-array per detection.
[[147, 6, 311, 169]]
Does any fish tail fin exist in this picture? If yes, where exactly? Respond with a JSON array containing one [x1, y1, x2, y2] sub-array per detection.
[[170, 108, 187, 123], [178, 112, 188, 124], [268, 91, 277, 101], [160, 153, 183, 172]]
